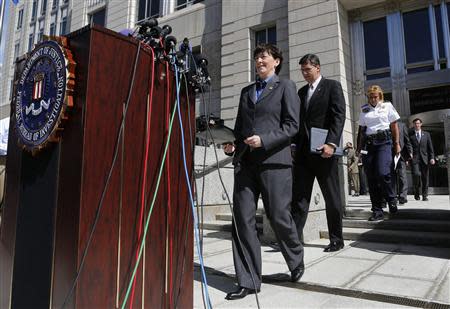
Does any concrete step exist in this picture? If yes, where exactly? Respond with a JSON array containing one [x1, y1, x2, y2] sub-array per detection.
[[215, 212, 263, 223], [345, 208, 450, 221], [343, 218, 450, 233], [200, 220, 263, 233], [320, 227, 450, 248]]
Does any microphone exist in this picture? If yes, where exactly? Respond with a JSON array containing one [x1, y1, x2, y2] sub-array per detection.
[[139, 18, 158, 29], [160, 25, 172, 38], [164, 35, 177, 53], [179, 38, 192, 73], [196, 54, 210, 83]]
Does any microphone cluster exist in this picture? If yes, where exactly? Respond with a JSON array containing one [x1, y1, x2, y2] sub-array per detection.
[[129, 18, 211, 91]]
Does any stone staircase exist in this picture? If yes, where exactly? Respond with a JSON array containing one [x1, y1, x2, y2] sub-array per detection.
[[199, 209, 264, 234]]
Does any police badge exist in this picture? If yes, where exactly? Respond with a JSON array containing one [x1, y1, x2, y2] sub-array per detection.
[[15, 38, 75, 154]]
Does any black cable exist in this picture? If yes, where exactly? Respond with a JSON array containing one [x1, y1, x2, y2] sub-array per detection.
[[60, 42, 142, 309]]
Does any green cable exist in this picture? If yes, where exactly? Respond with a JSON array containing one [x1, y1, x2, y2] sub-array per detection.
[[120, 86, 179, 309]]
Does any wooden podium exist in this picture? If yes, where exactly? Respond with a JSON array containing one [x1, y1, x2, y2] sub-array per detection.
[[0, 25, 193, 308]]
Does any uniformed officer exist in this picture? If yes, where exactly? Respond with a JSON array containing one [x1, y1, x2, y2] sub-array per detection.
[[356, 85, 401, 221]]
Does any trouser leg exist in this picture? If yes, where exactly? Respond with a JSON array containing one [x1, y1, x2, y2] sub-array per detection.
[[231, 164, 261, 289], [420, 163, 429, 197], [260, 166, 303, 271]]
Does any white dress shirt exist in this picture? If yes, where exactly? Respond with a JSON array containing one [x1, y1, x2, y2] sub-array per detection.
[[358, 101, 400, 135]]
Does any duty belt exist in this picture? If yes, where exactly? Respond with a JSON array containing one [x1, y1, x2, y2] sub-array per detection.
[[366, 129, 391, 144]]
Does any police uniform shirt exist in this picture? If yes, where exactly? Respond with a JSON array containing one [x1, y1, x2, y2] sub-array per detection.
[[358, 101, 400, 135]]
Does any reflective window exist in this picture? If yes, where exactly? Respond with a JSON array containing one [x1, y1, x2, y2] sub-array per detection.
[[41, 0, 47, 15], [90, 8, 106, 26], [59, 7, 68, 35], [363, 17, 390, 71], [14, 43, 20, 60], [38, 19, 44, 42], [403, 8, 433, 64], [28, 33, 34, 51], [49, 13, 56, 36], [255, 26, 276, 47], [409, 85, 450, 114], [16, 9, 23, 30], [31, 0, 38, 21], [138, 0, 160, 20], [434, 5, 445, 60]]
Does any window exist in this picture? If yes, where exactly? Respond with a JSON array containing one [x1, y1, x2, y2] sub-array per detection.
[[31, 0, 38, 21], [89, 8, 106, 26], [52, 0, 58, 10], [434, 5, 445, 62], [138, 0, 160, 21], [409, 86, 450, 114], [14, 43, 20, 60], [60, 7, 68, 35], [28, 33, 35, 51], [175, 0, 203, 11], [41, 0, 47, 15], [255, 26, 276, 47], [17, 9, 23, 30], [363, 17, 390, 80], [49, 13, 56, 36], [403, 8, 433, 72], [38, 20, 44, 42]]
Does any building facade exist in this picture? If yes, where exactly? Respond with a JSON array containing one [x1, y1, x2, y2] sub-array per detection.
[[1, 0, 449, 238]]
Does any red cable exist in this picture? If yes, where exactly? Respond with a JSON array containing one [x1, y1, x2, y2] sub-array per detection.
[[129, 46, 156, 309]]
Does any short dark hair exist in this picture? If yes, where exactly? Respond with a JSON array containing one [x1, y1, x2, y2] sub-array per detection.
[[253, 44, 283, 74], [413, 118, 423, 124], [299, 53, 321, 66]]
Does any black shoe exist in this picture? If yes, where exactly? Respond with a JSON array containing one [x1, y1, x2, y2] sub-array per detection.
[[291, 262, 305, 282], [414, 195, 420, 201], [381, 202, 387, 209], [225, 286, 260, 300], [324, 241, 344, 252], [368, 212, 384, 221], [422, 197, 429, 201], [398, 197, 407, 204], [388, 201, 398, 214]]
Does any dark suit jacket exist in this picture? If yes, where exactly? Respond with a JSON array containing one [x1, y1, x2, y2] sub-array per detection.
[[294, 77, 346, 154], [398, 122, 413, 161], [409, 129, 434, 165], [233, 74, 300, 165]]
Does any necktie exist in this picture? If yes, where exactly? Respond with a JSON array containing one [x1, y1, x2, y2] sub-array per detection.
[[306, 84, 314, 108], [255, 80, 266, 101], [416, 132, 421, 142]]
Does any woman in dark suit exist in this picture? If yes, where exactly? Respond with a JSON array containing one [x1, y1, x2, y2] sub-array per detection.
[[223, 44, 304, 300]]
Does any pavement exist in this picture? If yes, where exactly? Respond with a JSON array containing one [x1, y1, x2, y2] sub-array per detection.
[[194, 195, 450, 308]]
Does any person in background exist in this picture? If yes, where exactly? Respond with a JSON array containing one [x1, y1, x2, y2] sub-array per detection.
[[291, 53, 346, 253], [356, 85, 400, 221], [223, 44, 304, 300], [409, 118, 435, 201], [345, 142, 360, 197], [392, 121, 412, 204]]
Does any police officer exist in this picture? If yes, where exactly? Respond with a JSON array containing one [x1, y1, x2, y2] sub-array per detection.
[[356, 85, 401, 221]]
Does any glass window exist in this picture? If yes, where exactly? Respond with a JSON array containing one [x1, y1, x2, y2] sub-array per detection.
[[403, 8, 433, 64], [138, 0, 160, 21], [14, 43, 20, 60], [255, 26, 277, 47], [60, 7, 68, 35], [90, 8, 106, 26], [175, 0, 203, 11], [41, 0, 47, 15], [28, 33, 35, 51], [38, 20, 44, 42], [31, 0, 38, 21], [17, 9, 23, 30], [363, 17, 389, 70], [409, 85, 450, 114], [49, 13, 56, 35], [434, 5, 445, 60], [52, 0, 58, 10]]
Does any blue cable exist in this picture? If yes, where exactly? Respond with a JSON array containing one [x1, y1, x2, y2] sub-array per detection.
[[173, 63, 212, 309]]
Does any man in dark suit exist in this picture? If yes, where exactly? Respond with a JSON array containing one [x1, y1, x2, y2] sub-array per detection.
[[392, 121, 413, 204], [223, 44, 304, 300], [291, 54, 346, 252], [409, 118, 435, 201]]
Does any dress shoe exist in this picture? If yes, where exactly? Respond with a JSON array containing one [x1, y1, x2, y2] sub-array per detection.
[[388, 201, 398, 214], [398, 197, 407, 204], [291, 262, 305, 282], [422, 197, 429, 201], [324, 241, 344, 252], [368, 212, 384, 221], [414, 195, 420, 201], [225, 286, 259, 300]]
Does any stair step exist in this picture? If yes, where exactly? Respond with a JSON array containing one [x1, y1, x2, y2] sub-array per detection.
[[216, 213, 263, 223], [343, 218, 450, 233], [320, 228, 450, 248], [345, 209, 450, 221], [200, 220, 263, 233]]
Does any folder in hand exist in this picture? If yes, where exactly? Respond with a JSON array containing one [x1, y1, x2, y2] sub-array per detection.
[[310, 127, 344, 156]]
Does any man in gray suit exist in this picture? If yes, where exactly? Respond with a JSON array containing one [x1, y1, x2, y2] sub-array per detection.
[[223, 44, 304, 300], [392, 121, 412, 204], [409, 118, 435, 201]]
